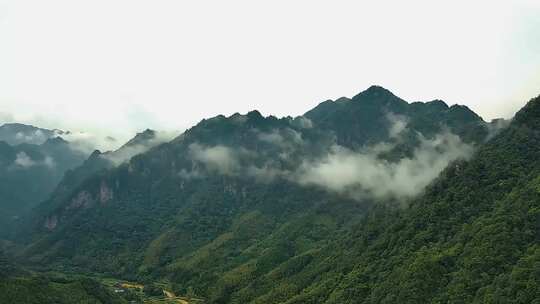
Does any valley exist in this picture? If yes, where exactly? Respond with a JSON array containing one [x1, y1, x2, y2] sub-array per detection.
[[100, 278, 200, 304], [1, 87, 538, 303], [2, 2, 539, 302]]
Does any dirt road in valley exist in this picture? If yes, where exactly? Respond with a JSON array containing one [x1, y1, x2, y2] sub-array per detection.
[[163, 289, 189, 304], [118, 281, 192, 304]]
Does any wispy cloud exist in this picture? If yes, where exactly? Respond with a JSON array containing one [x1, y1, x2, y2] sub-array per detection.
[[13, 151, 56, 169], [59, 131, 119, 155], [102, 130, 179, 165], [188, 143, 241, 175], [14, 152, 35, 168], [294, 131, 473, 199], [178, 114, 475, 201]]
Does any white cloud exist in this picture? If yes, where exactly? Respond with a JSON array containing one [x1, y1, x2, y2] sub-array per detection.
[[386, 113, 408, 139], [14, 152, 35, 168], [293, 117, 313, 129], [102, 130, 178, 165], [295, 132, 474, 200], [486, 118, 511, 141], [43, 155, 56, 168], [60, 131, 120, 154], [188, 143, 240, 175], [256, 128, 304, 150], [13, 151, 57, 169], [257, 131, 285, 146], [13, 129, 49, 145]]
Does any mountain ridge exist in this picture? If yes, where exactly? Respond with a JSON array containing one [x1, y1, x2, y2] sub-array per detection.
[[6, 87, 538, 303], [13, 87, 500, 293]]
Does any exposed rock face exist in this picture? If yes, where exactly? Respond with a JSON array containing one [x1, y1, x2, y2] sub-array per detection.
[[41, 183, 113, 232], [67, 191, 94, 210], [99, 181, 113, 205], [43, 215, 58, 231]]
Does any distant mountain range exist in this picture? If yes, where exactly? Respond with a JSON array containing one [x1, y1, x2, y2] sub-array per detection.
[[0, 130, 87, 238], [0, 123, 66, 146], [1, 86, 537, 304], [0, 124, 167, 240]]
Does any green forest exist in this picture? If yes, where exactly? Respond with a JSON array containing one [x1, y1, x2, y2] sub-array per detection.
[[1, 87, 538, 303]]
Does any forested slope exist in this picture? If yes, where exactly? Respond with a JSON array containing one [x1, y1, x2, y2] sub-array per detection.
[[16, 87, 538, 303], [216, 95, 540, 303], [0, 252, 127, 304], [0, 135, 88, 238]]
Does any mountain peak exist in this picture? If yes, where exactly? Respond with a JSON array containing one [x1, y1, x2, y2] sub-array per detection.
[[140, 129, 156, 136], [351, 85, 404, 102], [427, 99, 449, 108], [121, 129, 157, 148], [350, 85, 409, 112], [355, 85, 395, 98], [448, 104, 485, 123], [43, 136, 68, 146], [87, 149, 103, 161], [247, 110, 263, 118], [367, 84, 391, 91], [513, 95, 540, 128]]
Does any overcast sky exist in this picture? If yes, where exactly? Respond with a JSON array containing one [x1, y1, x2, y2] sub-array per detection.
[[1, 0, 539, 144]]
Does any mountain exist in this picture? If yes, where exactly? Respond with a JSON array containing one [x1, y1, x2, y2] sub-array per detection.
[[16, 86, 515, 304], [54, 129, 163, 194], [248, 94, 539, 304], [0, 133, 88, 238], [0, 123, 66, 146], [0, 122, 170, 240], [14, 128, 173, 239], [305, 86, 488, 147]]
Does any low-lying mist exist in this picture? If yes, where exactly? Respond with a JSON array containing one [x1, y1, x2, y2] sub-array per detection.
[[178, 114, 476, 201], [295, 132, 473, 199]]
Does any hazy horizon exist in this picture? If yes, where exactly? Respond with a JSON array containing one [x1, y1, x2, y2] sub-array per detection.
[[1, 3, 538, 302], [1, 0, 539, 144]]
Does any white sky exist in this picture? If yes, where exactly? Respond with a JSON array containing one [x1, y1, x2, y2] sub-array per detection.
[[1, 0, 539, 144]]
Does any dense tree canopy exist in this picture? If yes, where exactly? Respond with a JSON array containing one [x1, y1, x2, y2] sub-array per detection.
[[4, 88, 539, 303]]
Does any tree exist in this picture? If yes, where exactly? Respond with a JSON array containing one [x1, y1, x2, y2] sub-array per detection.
[[143, 283, 163, 297]]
